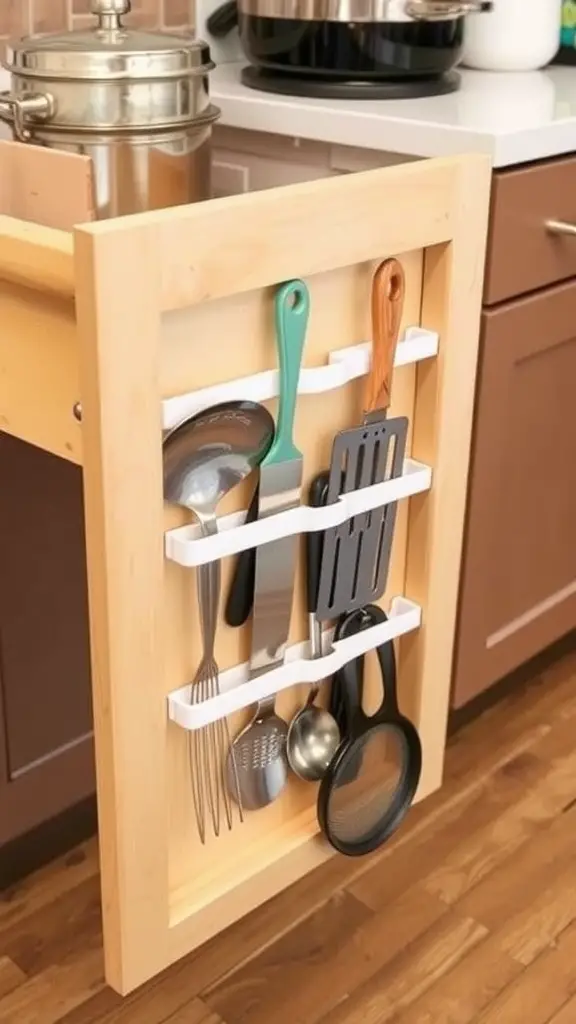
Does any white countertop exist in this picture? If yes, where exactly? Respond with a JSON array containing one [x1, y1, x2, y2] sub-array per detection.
[[211, 62, 576, 167]]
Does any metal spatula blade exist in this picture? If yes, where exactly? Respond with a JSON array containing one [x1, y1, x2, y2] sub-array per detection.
[[315, 259, 408, 621], [315, 416, 408, 620]]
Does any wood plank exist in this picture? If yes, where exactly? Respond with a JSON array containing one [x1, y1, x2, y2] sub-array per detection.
[[79, 157, 481, 311], [476, 919, 576, 1024], [74, 224, 168, 994], [0, 957, 27, 1000], [162, 1003, 223, 1024], [0, 948, 103, 1024], [393, 934, 521, 1024], [56, 962, 225, 1024], [0, 876, 102, 976], [496, 859, 576, 966], [0, 216, 74, 297], [203, 886, 447, 1024], [59, 960, 226, 1024], [316, 913, 488, 1024], [203, 891, 373, 1024], [0, 141, 94, 231], [454, 798, 576, 930], [0, 280, 80, 462], [0, 841, 98, 931], [424, 724, 576, 906], [547, 995, 576, 1023]]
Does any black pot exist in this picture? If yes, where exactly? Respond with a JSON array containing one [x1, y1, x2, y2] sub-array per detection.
[[238, 15, 464, 79]]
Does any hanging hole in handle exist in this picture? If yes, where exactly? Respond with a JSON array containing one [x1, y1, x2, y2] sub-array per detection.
[[387, 272, 403, 302], [288, 288, 305, 312]]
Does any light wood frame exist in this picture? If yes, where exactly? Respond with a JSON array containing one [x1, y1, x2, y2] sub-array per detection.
[[0, 154, 490, 995]]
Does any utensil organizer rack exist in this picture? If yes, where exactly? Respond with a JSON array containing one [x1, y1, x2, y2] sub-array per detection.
[[0, 153, 491, 996], [164, 332, 435, 725]]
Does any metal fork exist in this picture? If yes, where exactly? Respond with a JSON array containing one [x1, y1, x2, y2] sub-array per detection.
[[192, 554, 243, 842]]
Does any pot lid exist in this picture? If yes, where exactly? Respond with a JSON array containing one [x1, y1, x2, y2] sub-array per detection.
[[3, 0, 213, 81]]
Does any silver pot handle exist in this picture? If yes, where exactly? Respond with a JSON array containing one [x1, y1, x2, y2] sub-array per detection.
[[406, 0, 492, 19], [0, 92, 55, 142]]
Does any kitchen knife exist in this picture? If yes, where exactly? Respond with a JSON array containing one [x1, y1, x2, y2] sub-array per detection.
[[248, 279, 310, 676]]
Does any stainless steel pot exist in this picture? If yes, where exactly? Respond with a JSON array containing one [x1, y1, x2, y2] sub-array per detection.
[[0, 0, 221, 218], [238, 0, 490, 20]]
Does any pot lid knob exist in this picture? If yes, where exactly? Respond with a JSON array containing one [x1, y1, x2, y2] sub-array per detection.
[[90, 0, 131, 29]]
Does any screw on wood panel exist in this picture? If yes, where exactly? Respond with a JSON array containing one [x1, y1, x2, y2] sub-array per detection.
[[73, 402, 83, 422]]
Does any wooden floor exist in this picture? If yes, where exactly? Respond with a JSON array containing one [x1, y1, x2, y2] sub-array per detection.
[[2, 646, 576, 1024]]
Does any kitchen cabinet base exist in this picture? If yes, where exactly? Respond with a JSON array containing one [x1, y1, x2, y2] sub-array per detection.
[[453, 279, 576, 708], [450, 627, 576, 736], [0, 797, 97, 891]]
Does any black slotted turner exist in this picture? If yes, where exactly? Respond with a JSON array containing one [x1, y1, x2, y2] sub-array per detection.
[[315, 259, 408, 622]]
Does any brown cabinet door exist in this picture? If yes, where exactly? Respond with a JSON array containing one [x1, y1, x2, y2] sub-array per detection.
[[0, 435, 95, 844], [485, 156, 576, 305], [453, 278, 576, 708]]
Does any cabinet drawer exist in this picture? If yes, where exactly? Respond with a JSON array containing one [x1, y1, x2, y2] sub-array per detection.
[[485, 155, 576, 305], [454, 278, 576, 707]]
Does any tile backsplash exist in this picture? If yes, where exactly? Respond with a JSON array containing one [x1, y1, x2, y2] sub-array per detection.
[[0, 1, 194, 58]]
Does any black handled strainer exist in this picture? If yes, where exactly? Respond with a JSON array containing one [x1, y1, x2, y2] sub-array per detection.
[[318, 604, 422, 857]]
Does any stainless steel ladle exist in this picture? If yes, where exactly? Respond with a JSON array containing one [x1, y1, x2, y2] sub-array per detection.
[[287, 616, 340, 782], [286, 471, 340, 782], [163, 400, 275, 841]]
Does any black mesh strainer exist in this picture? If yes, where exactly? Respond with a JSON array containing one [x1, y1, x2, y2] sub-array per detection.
[[318, 605, 422, 857]]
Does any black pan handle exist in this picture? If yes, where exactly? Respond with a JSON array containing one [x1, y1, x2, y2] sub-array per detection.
[[307, 472, 330, 616], [330, 643, 362, 737], [361, 604, 399, 719], [332, 608, 372, 733], [224, 483, 259, 628], [333, 605, 399, 727]]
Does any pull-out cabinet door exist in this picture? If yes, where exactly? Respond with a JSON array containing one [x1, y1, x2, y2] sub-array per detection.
[[73, 155, 491, 993]]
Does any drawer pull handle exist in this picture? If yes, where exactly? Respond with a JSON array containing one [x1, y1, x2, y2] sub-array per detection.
[[545, 219, 576, 238]]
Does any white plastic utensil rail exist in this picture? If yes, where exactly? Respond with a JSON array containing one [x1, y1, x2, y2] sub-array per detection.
[[167, 596, 421, 730], [162, 326, 438, 431], [165, 457, 431, 567]]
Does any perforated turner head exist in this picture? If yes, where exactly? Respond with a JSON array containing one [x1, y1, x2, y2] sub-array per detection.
[[314, 259, 408, 622], [315, 418, 407, 620]]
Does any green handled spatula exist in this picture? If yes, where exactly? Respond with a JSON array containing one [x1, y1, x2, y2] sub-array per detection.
[[248, 279, 310, 677], [225, 280, 310, 810]]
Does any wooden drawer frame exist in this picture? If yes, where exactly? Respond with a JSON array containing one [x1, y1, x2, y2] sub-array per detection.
[[0, 154, 490, 994]]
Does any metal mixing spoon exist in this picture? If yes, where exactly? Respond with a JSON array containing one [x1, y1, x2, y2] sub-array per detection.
[[287, 471, 340, 782], [163, 400, 275, 840]]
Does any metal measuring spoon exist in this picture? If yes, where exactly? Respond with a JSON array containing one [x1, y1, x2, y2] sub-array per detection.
[[163, 400, 275, 839], [287, 471, 340, 782]]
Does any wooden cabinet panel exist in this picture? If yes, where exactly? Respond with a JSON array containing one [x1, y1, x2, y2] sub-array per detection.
[[65, 154, 489, 993], [453, 279, 576, 708], [0, 434, 95, 844], [485, 155, 576, 305]]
